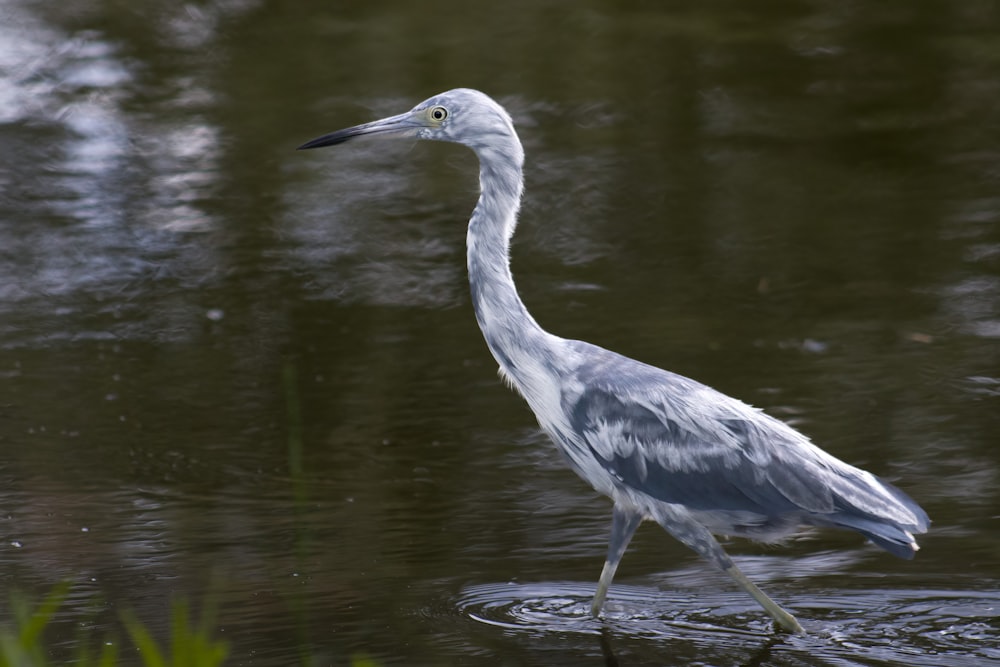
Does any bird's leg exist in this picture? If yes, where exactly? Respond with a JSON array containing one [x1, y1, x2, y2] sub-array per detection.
[[591, 505, 643, 617], [651, 508, 804, 634], [722, 561, 804, 634]]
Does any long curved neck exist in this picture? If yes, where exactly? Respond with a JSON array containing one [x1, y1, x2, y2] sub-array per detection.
[[466, 138, 557, 391]]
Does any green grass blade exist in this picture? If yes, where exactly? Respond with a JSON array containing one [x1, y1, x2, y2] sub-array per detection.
[[17, 582, 71, 649], [121, 609, 167, 667]]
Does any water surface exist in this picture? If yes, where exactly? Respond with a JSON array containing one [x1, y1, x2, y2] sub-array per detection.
[[0, 1, 998, 665]]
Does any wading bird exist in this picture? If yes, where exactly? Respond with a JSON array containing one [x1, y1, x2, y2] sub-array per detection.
[[298, 89, 929, 633]]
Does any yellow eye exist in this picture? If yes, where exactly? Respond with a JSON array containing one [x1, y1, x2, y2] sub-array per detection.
[[429, 106, 448, 122]]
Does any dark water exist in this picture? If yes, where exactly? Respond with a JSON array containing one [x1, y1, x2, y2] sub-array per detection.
[[1, 0, 998, 665]]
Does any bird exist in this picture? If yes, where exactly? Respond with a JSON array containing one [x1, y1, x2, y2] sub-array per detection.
[[298, 88, 930, 634]]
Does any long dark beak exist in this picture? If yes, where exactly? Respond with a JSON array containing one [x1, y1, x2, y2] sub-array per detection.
[[297, 110, 424, 150]]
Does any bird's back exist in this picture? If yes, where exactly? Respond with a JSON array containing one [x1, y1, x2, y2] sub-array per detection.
[[533, 338, 929, 558]]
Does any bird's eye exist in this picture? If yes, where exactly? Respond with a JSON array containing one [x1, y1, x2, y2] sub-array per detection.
[[429, 106, 448, 122]]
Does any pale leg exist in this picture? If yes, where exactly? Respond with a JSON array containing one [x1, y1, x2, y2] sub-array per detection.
[[723, 561, 804, 634], [591, 505, 643, 617], [651, 506, 805, 634]]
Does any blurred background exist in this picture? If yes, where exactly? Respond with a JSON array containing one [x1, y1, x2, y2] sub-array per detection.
[[0, 0, 998, 665]]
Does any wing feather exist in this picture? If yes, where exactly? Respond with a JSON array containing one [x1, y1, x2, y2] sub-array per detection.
[[559, 343, 928, 546]]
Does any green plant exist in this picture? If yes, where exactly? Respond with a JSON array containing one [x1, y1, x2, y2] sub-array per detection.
[[0, 586, 226, 667], [121, 599, 228, 667]]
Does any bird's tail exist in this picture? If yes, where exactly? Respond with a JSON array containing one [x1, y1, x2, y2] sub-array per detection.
[[820, 475, 930, 559], [829, 514, 921, 559]]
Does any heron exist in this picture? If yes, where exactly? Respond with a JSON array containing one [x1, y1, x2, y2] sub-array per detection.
[[298, 89, 929, 634]]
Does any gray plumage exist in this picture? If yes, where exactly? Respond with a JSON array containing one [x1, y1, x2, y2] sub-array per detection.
[[298, 89, 930, 634]]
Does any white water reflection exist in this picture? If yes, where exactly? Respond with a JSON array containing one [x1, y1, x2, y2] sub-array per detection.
[[0, 3, 65, 123], [0, 0, 238, 346]]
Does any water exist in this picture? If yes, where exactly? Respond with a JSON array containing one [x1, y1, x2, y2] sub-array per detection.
[[0, 0, 998, 665]]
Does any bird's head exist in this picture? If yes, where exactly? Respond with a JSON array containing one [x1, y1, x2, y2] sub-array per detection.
[[297, 88, 519, 158]]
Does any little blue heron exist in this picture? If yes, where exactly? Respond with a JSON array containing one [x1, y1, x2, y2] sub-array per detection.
[[298, 89, 929, 633]]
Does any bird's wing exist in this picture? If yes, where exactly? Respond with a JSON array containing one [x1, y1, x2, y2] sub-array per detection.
[[565, 380, 839, 516], [554, 343, 927, 554]]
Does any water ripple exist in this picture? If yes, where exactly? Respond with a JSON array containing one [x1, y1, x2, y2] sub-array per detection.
[[452, 581, 1000, 665]]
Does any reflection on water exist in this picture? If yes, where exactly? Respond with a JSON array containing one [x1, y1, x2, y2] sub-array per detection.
[[0, 0, 998, 664], [0, 0, 232, 349]]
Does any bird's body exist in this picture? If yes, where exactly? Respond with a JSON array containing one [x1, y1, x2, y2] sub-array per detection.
[[299, 89, 929, 634]]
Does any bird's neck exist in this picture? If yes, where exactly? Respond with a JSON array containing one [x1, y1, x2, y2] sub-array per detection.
[[467, 149, 558, 392]]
